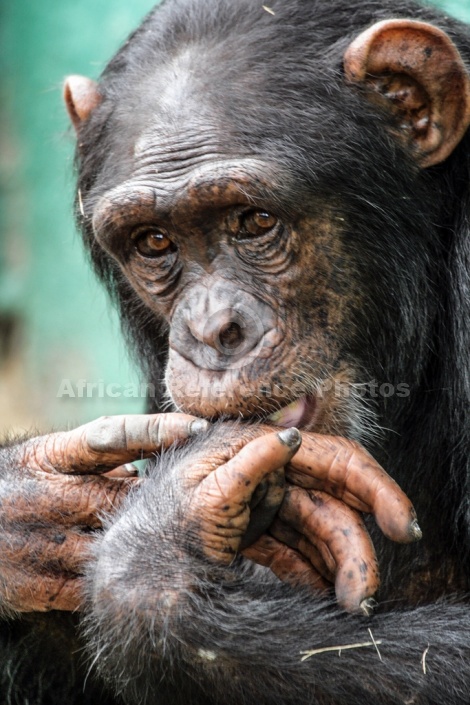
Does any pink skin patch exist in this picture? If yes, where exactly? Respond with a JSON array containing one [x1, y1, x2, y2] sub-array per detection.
[[269, 395, 318, 429]]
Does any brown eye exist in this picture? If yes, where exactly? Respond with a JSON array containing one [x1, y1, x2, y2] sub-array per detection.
[[133, 228, 175, 258], [240, 211, 278, 238]]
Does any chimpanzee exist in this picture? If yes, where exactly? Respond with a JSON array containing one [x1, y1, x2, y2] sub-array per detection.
[[1, 0, 470, 703]]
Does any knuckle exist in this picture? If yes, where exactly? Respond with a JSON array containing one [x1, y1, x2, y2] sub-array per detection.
[[20, 437, 54, 473], [341, 437, 363, 455], [101, 480, 133, 512], [85, 416, 125, 452], [329, 434, 362, 454], [148, 416, 162, 445]]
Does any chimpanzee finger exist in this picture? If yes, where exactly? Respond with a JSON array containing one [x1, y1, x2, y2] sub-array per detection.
[[1, 475, 139, 528], [286, 434, 421, 544], [278, 486, 380, 613], [239, 467, 285, 550], [201, 428, 300, 507], [269, 517, 335, 582], [23, 413, 209, 474], [104, 463, 140, 478], [193, 428, 300, 562], [16, 529, 97, 576], [49, 475, 139, 527], [242, 534, 331, 593]]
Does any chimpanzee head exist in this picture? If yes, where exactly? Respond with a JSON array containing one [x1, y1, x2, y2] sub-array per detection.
[[64, 0, 470, 441]]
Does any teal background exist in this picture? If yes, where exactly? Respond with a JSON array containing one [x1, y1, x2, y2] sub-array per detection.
[[0, 0, 468, 433], [0, 1, 157, 432]]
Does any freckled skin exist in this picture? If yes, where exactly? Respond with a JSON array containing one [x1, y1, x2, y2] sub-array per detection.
[[165, 423, 417, 611], [0, 414, 200, 612], [71, 7, 466, 626], [4, 1, 470, 703], [94, 173, 361, 429]]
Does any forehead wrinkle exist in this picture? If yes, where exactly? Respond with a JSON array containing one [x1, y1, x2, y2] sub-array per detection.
[[92, 159, 282, 233], [134, 125, 224, 157], [128, 159, 281, 206], [133, 124, 234, 181]]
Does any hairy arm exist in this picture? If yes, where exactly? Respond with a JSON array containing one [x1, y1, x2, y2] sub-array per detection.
[[84, 424, 470, 705]]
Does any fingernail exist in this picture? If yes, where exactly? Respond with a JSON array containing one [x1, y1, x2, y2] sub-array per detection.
[[189, 419, 210, 436], [409, 519, 422, 541], [277, 427, 301, 448], [360, 597, 378, 616]]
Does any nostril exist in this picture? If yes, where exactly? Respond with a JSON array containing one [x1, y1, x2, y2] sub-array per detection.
[[218, 321, 244, 350]]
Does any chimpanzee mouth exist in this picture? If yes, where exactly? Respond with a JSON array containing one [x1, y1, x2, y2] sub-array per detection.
[[267, 394, 319, 429]]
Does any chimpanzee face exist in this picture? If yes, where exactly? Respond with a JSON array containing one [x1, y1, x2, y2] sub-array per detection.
[[91, 111, 362, 433], [66, 14, 470, 439]]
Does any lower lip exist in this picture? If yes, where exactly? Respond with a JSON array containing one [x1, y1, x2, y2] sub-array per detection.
[[268, 395, 318, 429]]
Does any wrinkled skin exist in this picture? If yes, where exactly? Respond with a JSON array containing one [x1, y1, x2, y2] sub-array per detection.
[[154, 423, 419, 612], [74, 101, 421, 616], [4, 1, 470, 704], [93, 175, 361, 432], [0, 413, 205, 613], [76, 106, 421, 615], [0, 414, 418, 615], [3, 4, 439, 621]]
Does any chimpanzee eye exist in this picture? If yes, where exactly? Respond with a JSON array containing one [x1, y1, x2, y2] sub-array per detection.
[[133, 227, 176, 258], [239, 211, 278, 238]]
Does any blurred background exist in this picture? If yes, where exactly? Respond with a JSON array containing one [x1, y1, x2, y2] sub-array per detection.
[[0, 0, 158, 433], [0, 0, 469, 435]]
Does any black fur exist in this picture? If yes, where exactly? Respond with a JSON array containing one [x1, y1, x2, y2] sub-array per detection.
[[1, 0, 470, 703], [83, 425, 470, 705], [76, 0, 470, 701]]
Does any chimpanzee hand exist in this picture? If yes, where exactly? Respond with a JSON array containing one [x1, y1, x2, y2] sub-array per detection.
[[247, 429, 422, 612], [0, 413, 206, 614], [174, 424, 420, 613]]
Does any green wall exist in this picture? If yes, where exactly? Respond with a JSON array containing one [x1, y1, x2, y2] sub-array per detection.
[[431, 0, 470, 20], [0, 0, 468, 432], [0, 1, 157, 431]]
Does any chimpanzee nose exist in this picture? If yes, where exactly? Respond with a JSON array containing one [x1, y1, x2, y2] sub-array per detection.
[[169, 278, 279, 370], [186, 308, 252, 355], [219, 321, 244, 350]]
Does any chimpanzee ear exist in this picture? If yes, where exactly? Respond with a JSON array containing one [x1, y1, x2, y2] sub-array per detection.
[[343, 19, 470, 167], [63, 75, 102, 132]]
